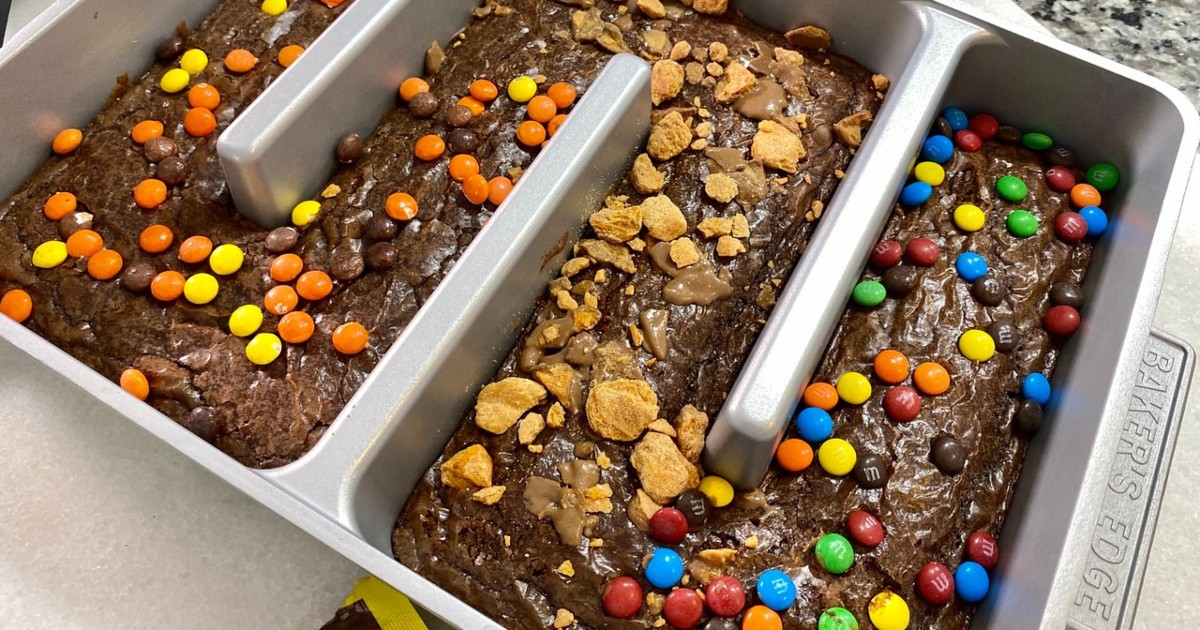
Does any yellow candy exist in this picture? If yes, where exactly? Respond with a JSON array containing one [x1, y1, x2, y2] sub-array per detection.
[[818, 438, 857, 476], [958, 329, 996, 362], [698, 475, 734, 508], [954, 203, 986, 232], [160, 68, 190, 93], [31, 240, 68, 268], [913, 161, 945, 186], [183, 273, 219, 304], [246, 332, 283, 365], [868, 591, 910, 630], [209, 243, 245, 275], [179, 49, 209, 75], [507, 76, 538, 103], [835, 372, 871, 405], [228, 304, 264, 337], [261, 0, 288, 16], [292, 200, 321, 226]]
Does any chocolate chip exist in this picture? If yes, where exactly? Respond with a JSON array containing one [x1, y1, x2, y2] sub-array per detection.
[[364, 214, 398, 241], [265, 226, 299, 253], [445, 104, 473, 127], [674, 489, 710, 527], [57, 211, 93, 239], [336, 133, 364, 164], [365, 242, 398, 270], [930, 435, 966, 475], [882, 265, 918, 296], [933, 116, 953, 139], [852, 453, 888, 489], [330, 248, 365, 281], [703, 619, 739, 630], [1046, 145, 1076, 166], [986, 321, 1020, 353], [409, 91, 440, 119], [972, 275, 1004, 306], [186, 406, 220, 443], [156, 156, 190, 186], [1014, 399, 1043, 434], [995, 125, 1022, 144], [120, 262, 156, 292], [574, 441, 596, 458], [143, 136, 178, 162], [446, 128, 480, 155], [1050, 282, 1084, 309], [157, 35, 185, 60]]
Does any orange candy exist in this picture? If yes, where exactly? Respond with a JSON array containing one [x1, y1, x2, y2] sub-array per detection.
[[448, 154, 480, 182], [487, 176, 513, 205], [264, 285, 299, 314], [150, 270, 186, 301], [873, 349, 910, 384], [270, 253, 304, 282], [547, 82, 577, 109], [52, 128, 83, 155], [224, 49, 259, 73], [317, 0, 345, 6], [178, 235, 214, 263], [457, 96, 485, 117], [776, 438, 813, 472], [43, 191, 77, 220], [526, 95, 557, 123], [516, 120, 546, 147], [398, 77, 429, 102], [414, 135, 445, 161], [547, 113, 568, 137], [66, 229, 104, 258], [1070, 183, 1101, 208], [277, 44, 304, 68], [914, 361, 951, 395], [1, 289, 33, 323], [385, 192, 418, 221], [120, 368, 150, 400], [332, 321, 369, 355], [742, 605, 783, 630], [139, 225, 175, 254], [184, 107, 218, 137], [134, 178, 168, 210], [295, 270, 333, 301], [131, 120, 165, 144], [278, 311, 315, 344], [87, 249, 123, 280], [468, 79, 498, 102], [803, 382, 839, 410], [188, 83, 221, 110], [461, 174, 489, 205]]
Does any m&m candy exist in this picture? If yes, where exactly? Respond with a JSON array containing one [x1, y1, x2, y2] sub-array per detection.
[[742, 605, 782, 630], [955, 252, 988, 282], [835, 372, 871, 405], [699, 475, 734, 507], [966, 531, 1000, 569], [921, 135, 954, 164], [899, 182, 932, 207], [846, 510, 884, 547], [1044, 305, 1081, 336], [958, 329, 995, 362], [1021, 372, 1051, 405], [905, 237, 939, 266], [913, 162, 945, 186], [601, 577, 642, 618], [1078, 205, 1108, 236], [852, 280, 886, 307], [913, 362, 950, 395], [705, 576, 746, 617], [818, 607, 859, 630], [663, 589, 704, 628], [1070, 183, 1102, 208], [954, 561, 990, 603], [1022, 132, 1053, 151], [644, 547, 684, 588], [953, 204, 985, 232], [1086, 162, 1120, 192], [969, 113, 999, 139], [795, 407, 833, 443], [883, 386, 921, 422], [873, 349, 909, 383], [916, 562, 955, 605], [868, 591, 910, 630], [943, 107, 968, 131], [803, 382, 839, 410], [870, 240, 903, 268], [995, 175, 1027, 202], [954, 129, 982, 153], [1055, 212, 1088, 242], [1006, 210, 1038, 238], [649, 507, 688, 544], [815, 533, 854, 574], [1044, 165, 1075, 193], [756, 569, 797, 611], [818, 439, 856, 476], [775, 439, 813, 472]]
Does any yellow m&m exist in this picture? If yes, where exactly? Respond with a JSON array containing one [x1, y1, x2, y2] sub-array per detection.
[[507, 76, 538, 103], [261, 0, 288, 15], [954, 204, 986, 232], [209, 244, 245, 275], [698, 475, 734, 508], [228, 304, 264, 337], [292, 200, 321, 226], [246, 332, 283, 365], [183, 273, 219, 304], [958, 329, 996, 362], [835, 372, 871, 405], [180, 49, 209, 75], [868, 591, 910, 630], [818, 439, 857, 476], [913, 161, 945, 186], [160, 68, 190, 93], [32, 240, 68, 268]]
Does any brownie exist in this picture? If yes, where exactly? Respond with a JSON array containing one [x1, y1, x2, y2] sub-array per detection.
[[391, 2, 887, 628]]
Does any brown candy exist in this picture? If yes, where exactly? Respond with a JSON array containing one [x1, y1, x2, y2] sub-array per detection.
[[364, 214, 398, 241], [986, 321, 1020, 353], [852, 453, 888, 489], [1046, 145, 1076, 167], [445, 104, 473, 127], [1014, 399, 1043, 434], [365, 242, 398, 270], [933, 117, 953, 139], [674, 489, 709, 527], [882, 265, 918, 296], [446, 128, 480, 155], [157, 35, 185, 60], [930, 435, 966, 475], [409, 91, 440, 118], [143, 136, 178, 162], [1049, 282, 1084, 309], [120, 262, 157, 292], [157, 156, 190, 186], [972, 275, 1004, 306], [265, 226, 299, 253], [186, 406, 220, 443], [56, 211, 93, 239], [995, 125, 1022, 144], [330, 248, 365, 281], [336, 133, 365, 164]]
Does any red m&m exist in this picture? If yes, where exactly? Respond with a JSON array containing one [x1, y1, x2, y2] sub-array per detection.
[[905, 237, 940, 267], [1044, 304, 1081, 336], [967, 531, 999, 569], [1055, 212, 1089, 242], [663, 588, 704, 628], [969, 113, 999, 139], [1045, 165, 1075, 193], [649, 507, 689, 544], [916, 562, 955, 605], [871, 240, 903, 268], [846, 509, 884, 547], [602, 577, 642, 618], [883, 386, 921, 422], [705, 575, 746, 617], [955, 129, 982, 153]]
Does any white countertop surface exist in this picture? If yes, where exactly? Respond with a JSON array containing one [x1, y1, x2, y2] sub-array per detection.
[[1, 0, 1196, 628]]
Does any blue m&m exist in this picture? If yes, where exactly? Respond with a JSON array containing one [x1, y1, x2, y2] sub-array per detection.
[[1021, 373, 1051, 405], [900, 182, 933, 207], [955, 252, 989, 282], [796, 407, 834, 443], [645, 548, 684, 588], [756, 569, 798, 611], [1078, 205, 1108, 236], [943, 107, 969, 132], [954, 561, 990, 603], [922, 135, 955, 164]]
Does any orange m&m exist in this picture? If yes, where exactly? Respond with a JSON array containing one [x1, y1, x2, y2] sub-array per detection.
[[332, 321, 369, 354], [802, 382, 839, 410], [742, 605, 783, 630], [120, 368, 150, 400], [873, 349, 910, 384], [776, 438, 813, 472], [914, 361, 951, 395], [1070, 183, 1101, 208]]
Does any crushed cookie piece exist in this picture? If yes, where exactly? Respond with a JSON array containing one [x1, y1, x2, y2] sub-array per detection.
[[475, 378, 547, 434], [472, 485, 507, 505], [716, 235, 746, 257], [795, 113, 809, 130], [804, 210, 815, 222], [704, 173, 739, 203], [669, 237, 702, 268], [583, 483, 614, 514], [561, 257, 592, 278], [628, 489, 663, 532], [648, 418, 678, 436], [504, 535, 511, 547], [625, 284, 636, 296], [547, 402, 566, 428], [705, 61, 724, 77], [674, 404, 708, 462], [570, 9, 602, 41], [595, 452, 611, 470], [642, 30, 670, 56], [833, 110, 873, 148], [756, 284, 776, 308], [589, 200, 643, 243], [690, 138, 709, 151], [872, 73, 890, 90], [319, 184, 341, 198], [557, 291, 580, 311], [637, 0, 666, 18], [714, 61, 756, 103], [583, 292, 599, 309], [553, 609, 575, 628], [811, 200, 825, 219], [528, 444, 544, 453], [572, 304, 602, 332], [579, 239, 636, 273], [751, 120, 805, 173], [646, 592, 666, 616], [694, 121, 713, 137], [440, 444, 493, 489], [745, 535, 760, 548], [628, 237, 646, 253], [731, 213, 750, 238], [594, 269, 608, 283], [697, 217, 733, 238], [785, 25, 831, 50], [708, 42, 729, 62], [647, 111, 692, 161], [774, 47, 804, 67], [803, 173, 813, 185], [640, 195, 688, 241], [629, 323, 644, 347], [669, 41, 692, 61], [698, 107, 711, 118], [589, 538, 604, 547], [630, 153, 665, 194], [556, 560, 576, 577], [685, 62, 705, 86], [835, 168, 845, 179], [651, 60, 685, 106], [597, 24, 629, 53], [631, 432, 701, 503], [586, 378, 659, 441], [692, 0, 727, 15], [688, 547, 736, 584], [494, 4, 513, 15], [518, 412, 546, 445]]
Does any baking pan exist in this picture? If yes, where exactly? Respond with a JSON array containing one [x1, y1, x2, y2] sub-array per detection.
[[1, 0, 1197, 628]]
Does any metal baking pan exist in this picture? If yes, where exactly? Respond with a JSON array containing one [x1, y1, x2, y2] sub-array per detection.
[[2, 0, 1198, 628]]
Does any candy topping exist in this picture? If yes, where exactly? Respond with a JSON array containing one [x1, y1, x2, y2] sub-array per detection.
[[644, 547, 684, 588], [817, 439, 856, 476], [815, 533, 854, 574], [756, 569, 797, 611]]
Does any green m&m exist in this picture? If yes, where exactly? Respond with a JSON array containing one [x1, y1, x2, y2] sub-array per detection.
[[1086, 162, 1120, 192], [819, 607, 860, 630], [996, 175, 1028, 202], [1022, 132, 1053, 151], [815, 533, 855, 574], [852, 280, 886, 307], [1006, 210, 1038, 237]]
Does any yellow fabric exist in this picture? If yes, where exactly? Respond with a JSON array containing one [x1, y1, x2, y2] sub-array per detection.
[[342, 576, 428, 630]]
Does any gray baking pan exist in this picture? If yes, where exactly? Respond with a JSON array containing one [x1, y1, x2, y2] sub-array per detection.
[[1, 0, 1198, 628]]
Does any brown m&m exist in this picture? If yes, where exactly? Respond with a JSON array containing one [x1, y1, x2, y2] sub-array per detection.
[[931, 435, 966, 474]]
